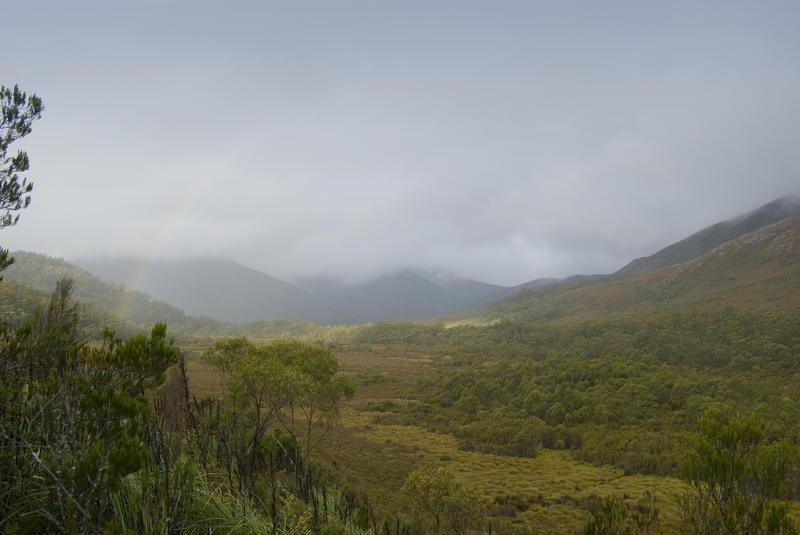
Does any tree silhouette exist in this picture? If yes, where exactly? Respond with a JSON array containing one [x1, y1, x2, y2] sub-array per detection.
[[1, 84, 43, 275]]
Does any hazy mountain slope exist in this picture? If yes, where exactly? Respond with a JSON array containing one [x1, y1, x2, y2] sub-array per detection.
[[66, 196, 800, 325], [4, 252, 220, 331], [480, 216, 800, 323], [420, 274, 608, 325], [430, 273, 515, 302], [334, 270, 518, 322], [255, 269, 512, 323], [511, 277, 560, 291], [618, 194, 800, 275], [0, 277, 51, 325], [78, 257, 316, 324], [637, 216, 800, 306], [0, 270, 140, 337], [338, 271, 463, 323], [77, 259, 521, 324]]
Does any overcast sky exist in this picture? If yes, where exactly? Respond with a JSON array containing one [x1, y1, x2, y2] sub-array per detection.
[[3, 1, 799, 286]]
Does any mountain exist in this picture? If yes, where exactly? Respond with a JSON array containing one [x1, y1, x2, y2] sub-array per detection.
[[510, 274, 606, 292], [618, 194, 800, 275], [427, 270, 516, 303], [75, 259, 521, 324], [337, 270, 462, 323], [511, 277, 560, 291], [296, 269, 519, 323], [0, 276, 54, 325], [3, 251, 222, 333], [0, 275, 141, 340], [478, 216, 800, 324], [77, 257, 317, 324]]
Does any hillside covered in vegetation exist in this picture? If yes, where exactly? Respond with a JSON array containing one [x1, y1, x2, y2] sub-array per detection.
[[469, 215, 800, 325]]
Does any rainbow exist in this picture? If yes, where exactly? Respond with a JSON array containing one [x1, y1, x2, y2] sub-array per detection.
[[112, 207, 187, 322]]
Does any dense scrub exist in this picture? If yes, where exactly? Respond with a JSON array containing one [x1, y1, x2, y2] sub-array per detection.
[[343, 307, 800, 481]]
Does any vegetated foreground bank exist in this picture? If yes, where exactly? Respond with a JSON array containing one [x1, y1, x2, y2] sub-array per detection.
[[0, 280, 406, 534]]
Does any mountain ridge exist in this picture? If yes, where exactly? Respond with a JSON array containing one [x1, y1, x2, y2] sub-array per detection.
[[473, 215, 800, 324], [617, 194, 800, 275]]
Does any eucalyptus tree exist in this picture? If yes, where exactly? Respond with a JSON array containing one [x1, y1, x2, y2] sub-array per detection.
[[204, 337, 353, 489]]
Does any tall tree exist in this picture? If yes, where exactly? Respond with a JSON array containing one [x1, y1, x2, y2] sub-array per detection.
[[1, 84, 43, 275], [204, 338, 353, 489], [267, 340, 354, 460]]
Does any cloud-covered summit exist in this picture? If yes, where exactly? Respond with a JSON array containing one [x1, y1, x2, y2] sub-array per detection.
[[3, 1, 799, 285]]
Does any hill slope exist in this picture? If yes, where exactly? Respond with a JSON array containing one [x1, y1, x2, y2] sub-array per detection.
[[618, 194, 800, 275], [0, 273, 142, 337], [78, 257, 321, 324], [479, 216, 800, 323], [3, 252, 221, 332]]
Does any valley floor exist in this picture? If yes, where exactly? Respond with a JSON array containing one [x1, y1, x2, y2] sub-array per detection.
[[322, 352, 690, 534], [186, 349, 800, 534]]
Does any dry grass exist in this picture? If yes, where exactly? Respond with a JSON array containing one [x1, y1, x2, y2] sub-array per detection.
[[336, 351, 435, 402], [345, 419, 688, 534], [182, 357, 226, 398], [327, 352, 689, 534], [336, 351, 434, 380]]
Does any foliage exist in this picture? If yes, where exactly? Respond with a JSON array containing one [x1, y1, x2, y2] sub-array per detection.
[[680, 406, 798, 535], [402, 466, 484, 534], [204, 338, 354, 473], [353, 305, 800, 479], [583, 492, 659, 535], [0, 278, 179, 533], [0, 85, 42, 276], [267, 340, 356, 458]]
